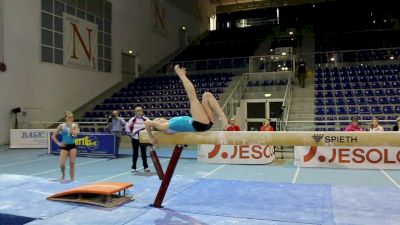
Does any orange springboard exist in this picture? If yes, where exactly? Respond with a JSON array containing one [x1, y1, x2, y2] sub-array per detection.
[[47, 182, 134, 207], [48, 182, 133, 197]]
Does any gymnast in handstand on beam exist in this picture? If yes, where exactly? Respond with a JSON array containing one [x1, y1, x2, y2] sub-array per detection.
[[145, 65, 229, 144]]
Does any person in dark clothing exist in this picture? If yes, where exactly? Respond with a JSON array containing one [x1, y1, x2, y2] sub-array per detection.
[[393, 118, 400, 131], [126, 107, 150, 173], [297, 60, 307, 88]]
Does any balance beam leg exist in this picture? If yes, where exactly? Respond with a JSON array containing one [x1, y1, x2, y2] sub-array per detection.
[[152, 144, 184, 208], [150, 148, 164, 180]]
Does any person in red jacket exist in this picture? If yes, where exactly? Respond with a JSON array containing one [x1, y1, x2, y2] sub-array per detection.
[[260, 118, 275, 131], [345, 117, 363, 131], [227, 117, 240, 131]]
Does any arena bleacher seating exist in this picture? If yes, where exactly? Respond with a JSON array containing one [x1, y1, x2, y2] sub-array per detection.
[[78, 72, 235, 132], [314, 64, 400, 131]]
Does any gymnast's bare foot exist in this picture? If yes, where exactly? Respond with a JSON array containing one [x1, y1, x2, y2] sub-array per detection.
[[174, 65, 187, 77], [60, 178, 68, 183]]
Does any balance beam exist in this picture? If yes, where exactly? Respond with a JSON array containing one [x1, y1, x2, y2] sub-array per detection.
[[140, 131, 400, 208], [139, 131, 400, 147]]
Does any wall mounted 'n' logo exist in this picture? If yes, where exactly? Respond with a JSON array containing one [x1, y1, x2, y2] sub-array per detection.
[[70, 23, 94, 67], [154, 1, 165, 29], [63, 14, 98, 70]]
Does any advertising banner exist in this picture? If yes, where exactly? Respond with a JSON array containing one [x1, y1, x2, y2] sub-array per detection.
[[198, 144, 276, 164], [294, 146, 400, 169], [48, 132, 116, 158], [10, 129, 54, 149]]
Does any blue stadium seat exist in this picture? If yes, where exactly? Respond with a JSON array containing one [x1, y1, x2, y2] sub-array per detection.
[[357, 97, 367, 105], [361, 83, 370, 89], [393, 81, 400, 88], [326, 107, 336, 115], [324, 84, 333, 90], [315, 91, 323, 98], [336, 98, 345, 105], [371, 106, 382, 114], [388, 75, 398, 81], [324, 77, 332, 83], [379, 97, 390, 104], [371, 83, 381, 89], [344, 90, 353, 97], [396, 106, 400, 114], [333, 77, 341, 83], [333, 84, 342, 90], [365, 90, 375, 96], [354, 90, 364, 97], [353, 83, 362, 89], [360, 76, 369, 83], [338, 116, 349, 125], [390, 96, 400, 104], [315, 116, 326, 125], [315, 107, 325, 115], [368, 97, 378, 104], [315, 99, 324, 106], [148, 111, 156, 117], [325, 91, 334, 98], [359, 106, 370, 114], [342, 83, 351, 89], [378, 75, 387, 82], [346, 97, 356, 105], [350, 77, 359, 83], [375, 89, 385, 96], [383, 106, 394, 114], [369, 76, 378, 82], [337, 107, 347, 115], [342, 77, 350, 83], [382, 82, 392, 88], [348, 107, 359, 114], [362, 115, 373, 120], [325, 98, 335, 105], [335, 91, 344, 97], [326, 116, 337, 125]]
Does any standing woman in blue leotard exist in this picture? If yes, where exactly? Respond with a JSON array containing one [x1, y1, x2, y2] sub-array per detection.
[[145, 65, 229, 144], [51, 111, 79, 182]]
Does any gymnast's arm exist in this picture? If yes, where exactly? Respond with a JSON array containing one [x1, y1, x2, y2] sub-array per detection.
[[52, 124, 64, 147], [144, 120, 169, 144]]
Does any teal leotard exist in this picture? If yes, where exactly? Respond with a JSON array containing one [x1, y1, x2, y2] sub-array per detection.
[[167, 116, 196, 133], [60, 123, 77, 144]]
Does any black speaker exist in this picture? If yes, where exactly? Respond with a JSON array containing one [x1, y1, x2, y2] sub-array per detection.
[[11, 107, 21, 113]]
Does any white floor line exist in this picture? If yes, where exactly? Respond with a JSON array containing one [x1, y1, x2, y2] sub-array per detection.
[[30, 159, 107, 176], [0, 157, 53, 167], [380, 169, 400, 189], [201, 164, 226, 179], [95, 159, 170, 183], [292, 167, 300, 183]]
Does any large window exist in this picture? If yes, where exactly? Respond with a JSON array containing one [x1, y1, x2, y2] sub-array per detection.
[[41, 0, 112, 72]]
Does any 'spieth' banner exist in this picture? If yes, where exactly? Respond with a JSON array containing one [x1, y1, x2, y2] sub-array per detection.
[[198, 144, 276, 164], [63, 13, 98, 70], [294, 146, 400, 169]]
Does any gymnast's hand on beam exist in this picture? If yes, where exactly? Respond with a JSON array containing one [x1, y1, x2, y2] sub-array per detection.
[[149, 137, 158, 145]]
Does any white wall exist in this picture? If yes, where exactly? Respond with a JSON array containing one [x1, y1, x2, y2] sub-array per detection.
[[0, 0, 210, 144]]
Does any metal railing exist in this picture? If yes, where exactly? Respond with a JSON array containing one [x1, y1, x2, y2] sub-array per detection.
[[220, 73, 249, 128], [155, 56, 249, 75], [298, 47, 400, 68], [282, 120, 398, 131], [249, 54, 294, 73]]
